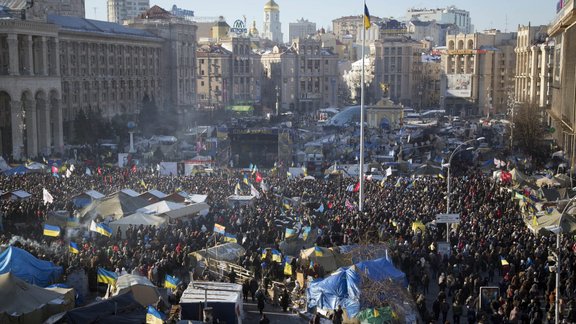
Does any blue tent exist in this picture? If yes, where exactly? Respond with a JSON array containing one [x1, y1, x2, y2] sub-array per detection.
[[0, 246, 63, 287], [307, 257, 407, 318], [2, 165, 30, 176]]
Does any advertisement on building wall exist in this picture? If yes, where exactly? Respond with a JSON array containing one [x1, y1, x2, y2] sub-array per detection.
[[446, 74, 472, 98]]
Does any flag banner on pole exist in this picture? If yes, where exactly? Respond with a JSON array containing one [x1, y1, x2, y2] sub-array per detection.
[[97, 267, 118, 285], [164, 274, 180, 289], [43, 188, 54, 205], [43, 224, 61, 237], [66, 217, 80, 228], [213, 223, 225, 235], [69, 242, 79, 254], [90, 220, 112, 237], [285, 228, 297, 239], [364, 3, 371, 29], [224, 232, 237, 243], [250, 184, 261, 198], [272, 249, 282, 262], [301, 226, 312, 240], [146, 305, 165, 324]]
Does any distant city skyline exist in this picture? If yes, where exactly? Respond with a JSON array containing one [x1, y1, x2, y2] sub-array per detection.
[[85, 0, 555, 41]]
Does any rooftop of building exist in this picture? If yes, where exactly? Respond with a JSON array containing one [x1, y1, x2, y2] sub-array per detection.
[[137, 5, 173, 20], [47, 15, 159, 38], [264, 0, 279, 11]]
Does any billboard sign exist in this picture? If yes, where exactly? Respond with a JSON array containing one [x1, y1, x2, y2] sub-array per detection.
[[230, 19, 248, 35], [446, 74, 472, 98]]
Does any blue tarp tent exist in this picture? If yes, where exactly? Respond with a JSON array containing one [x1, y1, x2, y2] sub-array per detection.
[[2, 165, 30, 176], [307, 257, 407, 318], [0, 246, 63, 287]]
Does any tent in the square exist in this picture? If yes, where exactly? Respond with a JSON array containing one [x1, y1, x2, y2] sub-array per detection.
[[0, 246, 63, 287]]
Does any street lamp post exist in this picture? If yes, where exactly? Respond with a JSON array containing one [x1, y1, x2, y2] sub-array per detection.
[[446, 137, 485, 242], [554, 197, 574, 324]]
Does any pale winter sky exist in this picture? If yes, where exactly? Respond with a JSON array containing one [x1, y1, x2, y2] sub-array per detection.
[[85, 0, 556, 40]]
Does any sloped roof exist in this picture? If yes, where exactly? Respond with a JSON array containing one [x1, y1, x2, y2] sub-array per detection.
[[137, 5, 172, 19], [120, 188, 141, 197], [137, 200, 185, 214], [78, 192, 149, 221], [0, 0, 26, 10], [0, 273, 69, 319], [47, 15, 158, 39]]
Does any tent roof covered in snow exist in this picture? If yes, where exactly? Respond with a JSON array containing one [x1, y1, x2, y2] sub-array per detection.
[[0, 246, 63, 287]]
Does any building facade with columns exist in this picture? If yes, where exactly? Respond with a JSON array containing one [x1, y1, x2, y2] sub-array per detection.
[[514, 24, 553, 108], [547, 0, 576, 160], [0, 18, 64, 160]]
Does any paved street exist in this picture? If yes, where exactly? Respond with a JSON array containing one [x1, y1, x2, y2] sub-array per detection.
[[244, 301, 307, 324]]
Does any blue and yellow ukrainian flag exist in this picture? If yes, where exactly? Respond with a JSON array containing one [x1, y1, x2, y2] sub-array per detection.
[[243, 174, 249, 185], [272, 249, 282, 263], [66, 217, 80, 228], [214, 223, 226, 235], [97, 267, 118, 285], [146, 305, 165, 324], [285, 228, 296, 239], [96, 223, 112, 237], [284, 257, 293, 276], [224, 232, 237, 243], [43, 224, 61, 237], [69, 242, 79, 254], [314, 246, 323, 257], [301, 226, 311, 240], [164, 274, 180, 289], [364, 3, 371, 30]]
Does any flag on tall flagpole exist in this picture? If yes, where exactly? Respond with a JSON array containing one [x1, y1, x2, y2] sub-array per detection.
[[364, 3, 371, 29], [42, 188, 54, 205]]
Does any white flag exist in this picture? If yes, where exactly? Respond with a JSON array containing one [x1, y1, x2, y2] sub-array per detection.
[[261, 180, 269, 193], [65, 169, 72, 178], [89, 220, 98, 233], [385, 167, 392, 177], [69, 164, 75, 172], [42, 188, 54, 205], [250, 184, 261, 198], [85, 167, 92, 176]]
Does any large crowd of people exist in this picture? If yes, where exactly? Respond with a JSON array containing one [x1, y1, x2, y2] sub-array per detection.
[[1, 162, 576, 323]]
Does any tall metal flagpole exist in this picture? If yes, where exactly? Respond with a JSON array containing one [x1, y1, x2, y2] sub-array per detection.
[[358, 0, 367, 212]]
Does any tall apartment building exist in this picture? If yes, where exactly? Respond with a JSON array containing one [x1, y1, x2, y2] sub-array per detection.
[[222, 37, 262, 105], [127, 6, 198, 114], [262, 0, 283, 43], [196, 44, 232, 109], [547, 1, 576, 156], [107, 0, 149, 24], [371, 35, 424, 107], [440, 30, 517, 116], [261, 38, 339, 113], [289, 18, 316, 42], [514, 24, 553, 108], [332, 15, 382, 42], [406, 6, 473, 34]]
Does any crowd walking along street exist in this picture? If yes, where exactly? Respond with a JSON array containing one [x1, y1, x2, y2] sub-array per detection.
[[0, 0, 574, 323]]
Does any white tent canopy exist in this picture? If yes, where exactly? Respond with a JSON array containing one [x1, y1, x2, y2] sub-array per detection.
[[163, 202, 210, 219], [110, 213, 166, 237], [107, 274, 161, 307], [137, 200, 186, 215]]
